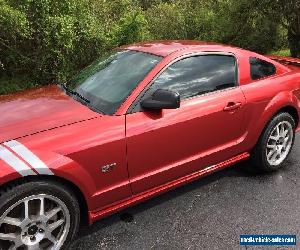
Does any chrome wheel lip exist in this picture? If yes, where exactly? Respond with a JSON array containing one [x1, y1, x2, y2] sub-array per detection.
[[0, 194, 71, 250], [266, 121, 294, 166]]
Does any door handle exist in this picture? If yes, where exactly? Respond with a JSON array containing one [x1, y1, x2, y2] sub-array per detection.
[[223, 102, 242, 111]]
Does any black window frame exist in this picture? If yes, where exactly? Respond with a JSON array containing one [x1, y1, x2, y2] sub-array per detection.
[[127, 52, 239, 114], [249, 57, 276, 80]]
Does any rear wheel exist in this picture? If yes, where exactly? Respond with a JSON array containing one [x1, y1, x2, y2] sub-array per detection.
[[0, 180, 80, 250], [251, 112, 296, 172]]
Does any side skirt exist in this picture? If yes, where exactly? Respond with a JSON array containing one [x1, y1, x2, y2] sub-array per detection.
[[89, 152, 250, 224]]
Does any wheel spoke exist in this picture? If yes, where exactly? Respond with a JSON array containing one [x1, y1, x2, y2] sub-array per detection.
[[45, 207, 62, 220], [8, 240, 23, 250], [276, 125, 280, 136], [45, 231, 57, 244], [24, 200, 29, 219], [8, 245, 18, 250], [282, 129, 289, 138], [3, 217, 22, 227], [271, 151, 279, 161], [267, 149, 276, 159], [27, 243, 40, 250], [49, 219, 64, 232], [283, 136, 289, 148], [279, 123, 285, 136], [0, 232, 17, 242], [40, 197, 45, 216], [267, 144, 276, 149], [269, 135, 278, 141]]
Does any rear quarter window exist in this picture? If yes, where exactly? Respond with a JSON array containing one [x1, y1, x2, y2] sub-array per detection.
[[250, 57, 276, 80]]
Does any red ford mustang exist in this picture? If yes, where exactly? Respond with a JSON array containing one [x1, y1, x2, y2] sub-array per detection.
[[0, 40, 300, 249]]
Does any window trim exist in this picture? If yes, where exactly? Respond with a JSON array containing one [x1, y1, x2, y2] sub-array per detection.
[[127, 52, 239, 114]]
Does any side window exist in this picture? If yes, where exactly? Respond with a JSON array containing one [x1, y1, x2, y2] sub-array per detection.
[[250, 57, 276, 80], [150, 55, 237, 100]]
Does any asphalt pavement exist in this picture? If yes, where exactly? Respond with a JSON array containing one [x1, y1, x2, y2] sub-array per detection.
[[70, 135, 300, 250]]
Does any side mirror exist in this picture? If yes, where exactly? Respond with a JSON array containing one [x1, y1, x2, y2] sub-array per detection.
[[141, 89, 180, 110]]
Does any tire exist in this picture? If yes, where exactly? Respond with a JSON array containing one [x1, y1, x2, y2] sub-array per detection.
[[251, 112, 296, 172], [0, 180, 80, 250]]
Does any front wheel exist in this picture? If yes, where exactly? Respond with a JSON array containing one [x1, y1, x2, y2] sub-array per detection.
[[0, 180, 80, 250], [251, 112, 296, 172]]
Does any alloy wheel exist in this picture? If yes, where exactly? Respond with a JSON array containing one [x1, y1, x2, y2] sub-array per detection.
[[0, 194, 70, 250], [266, 121, 294, 166]]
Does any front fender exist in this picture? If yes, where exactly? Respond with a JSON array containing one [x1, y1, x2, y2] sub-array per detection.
[[0, 141, 97, 210]]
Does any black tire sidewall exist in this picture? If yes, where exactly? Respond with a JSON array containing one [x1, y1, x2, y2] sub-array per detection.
[[0, 180, 80, 250]]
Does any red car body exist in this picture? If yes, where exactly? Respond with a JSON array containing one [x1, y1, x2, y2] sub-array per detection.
[[1, 41, 300, 224]]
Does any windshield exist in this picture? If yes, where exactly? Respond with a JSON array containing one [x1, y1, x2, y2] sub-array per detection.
[[68, 50, 162, 115]]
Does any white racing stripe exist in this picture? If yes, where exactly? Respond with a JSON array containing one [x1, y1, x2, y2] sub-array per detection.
[[4, 140, 53, 175], [0, 145, 37, 176]]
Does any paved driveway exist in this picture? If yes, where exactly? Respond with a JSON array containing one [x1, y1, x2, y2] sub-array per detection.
[[71, 135, 300, 250]]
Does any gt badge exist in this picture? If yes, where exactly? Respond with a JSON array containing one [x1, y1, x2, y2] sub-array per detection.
[[101, 163, 117, 173]]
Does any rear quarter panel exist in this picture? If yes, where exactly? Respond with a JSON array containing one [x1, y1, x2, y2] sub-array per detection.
[[239, 71, 300, 152]]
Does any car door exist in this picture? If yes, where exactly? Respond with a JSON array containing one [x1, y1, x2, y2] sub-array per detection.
[[126, 53, 247, 194]]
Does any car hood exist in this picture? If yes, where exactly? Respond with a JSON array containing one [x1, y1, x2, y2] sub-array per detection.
[[0, 85, 100, 142]]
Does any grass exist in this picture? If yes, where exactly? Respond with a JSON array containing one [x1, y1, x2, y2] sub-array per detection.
[[270, 48, 291, 57]]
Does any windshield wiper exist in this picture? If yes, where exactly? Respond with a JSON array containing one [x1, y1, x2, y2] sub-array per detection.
[[60, 83, 90, 104]]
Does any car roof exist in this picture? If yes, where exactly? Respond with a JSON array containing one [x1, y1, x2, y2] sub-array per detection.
[[121, 40, 240, 57]]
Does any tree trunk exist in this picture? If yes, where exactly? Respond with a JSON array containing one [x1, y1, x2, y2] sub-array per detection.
[[288, 16, 300, 58], [288, 29, 300, 58]]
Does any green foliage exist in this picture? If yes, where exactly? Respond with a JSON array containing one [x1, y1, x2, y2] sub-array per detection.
[[114, 10, 150, 45], [270, 49, 291, 57], [0, 0, 147, 85], [0, 0, 298, 95], [241, 0, 300, 57], [0, 74, 37, 95], [145, 2, 187, 39], [207, 0, 282, 53]]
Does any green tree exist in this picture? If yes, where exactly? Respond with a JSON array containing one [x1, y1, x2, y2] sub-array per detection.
[[208, 0, 282, 54], [145, 2, 187, 39], [0, 0, 153, 84], [250, 0, 300, 57], [0, 0, 298, 95]]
